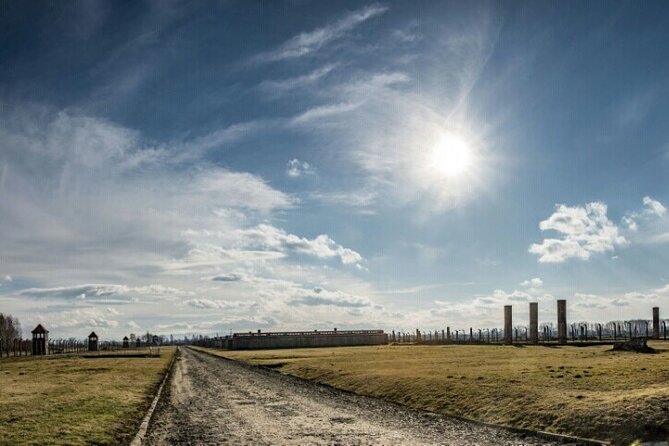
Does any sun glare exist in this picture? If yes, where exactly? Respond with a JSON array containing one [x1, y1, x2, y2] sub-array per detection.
[[430, 133, 473, 178]]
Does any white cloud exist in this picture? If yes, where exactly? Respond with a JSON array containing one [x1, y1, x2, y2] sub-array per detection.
[[430, 287, 554, 329], [39, 307, 121, 332], [18, 284, 183, 302], [288, 287, 372, 308], [309, 189, 378, 210], [622, 215, 638, 231], [529, 202, 627, 263], [258, 64, 338, 93], [251, 4, 388, 63], [642, 196, 667, 217], [623, 196, 667, 229], [184, 298, 256, 310], [2, 275, 11, 282], [211, 272, 246, 282], [168, 245, 287, 273], [235, 224, 363, 266], [341, 72, 410, 95], [621, 196, 669, 244], [392, 20, 421, 43], [0, 104, 297, 288], [286, 159, 315, 178], [195, 170, 296, 212], [290, 102, 361, 125], [520, 278, 543, 288]]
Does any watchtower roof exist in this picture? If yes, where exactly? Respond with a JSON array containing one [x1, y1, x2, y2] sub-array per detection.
[[31, 324, 49, 334], [88, 331, 98, 338]]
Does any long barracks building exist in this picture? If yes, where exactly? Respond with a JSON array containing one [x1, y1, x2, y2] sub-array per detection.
[[224, 329, 388, 350]]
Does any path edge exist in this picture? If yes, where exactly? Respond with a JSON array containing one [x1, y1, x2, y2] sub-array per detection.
[[129, 347, 179, 446], [189, 346, 610, 446]]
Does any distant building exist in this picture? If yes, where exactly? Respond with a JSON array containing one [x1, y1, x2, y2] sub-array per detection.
[[224, 329, 388, 350]]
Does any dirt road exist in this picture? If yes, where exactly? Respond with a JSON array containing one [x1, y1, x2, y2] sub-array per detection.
[[144, 347, 580, 445]]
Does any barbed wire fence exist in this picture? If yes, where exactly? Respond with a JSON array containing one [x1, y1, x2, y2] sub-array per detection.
[[388, 318, 668, 344], [0, 338, 163, 359]]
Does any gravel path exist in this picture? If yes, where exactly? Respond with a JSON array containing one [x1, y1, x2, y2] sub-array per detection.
[[143, 347, 582, 446]]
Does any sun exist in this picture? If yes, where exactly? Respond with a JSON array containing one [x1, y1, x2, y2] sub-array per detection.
[[430, 133, 473, 178]]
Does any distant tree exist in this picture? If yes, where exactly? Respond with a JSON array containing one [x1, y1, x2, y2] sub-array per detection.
[[129, 333, 136, 342], [0, 313, 22, 339]]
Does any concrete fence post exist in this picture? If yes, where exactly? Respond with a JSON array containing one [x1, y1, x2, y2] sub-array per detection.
[[653, 307, 660, 339], [446, 327, 451, 342]]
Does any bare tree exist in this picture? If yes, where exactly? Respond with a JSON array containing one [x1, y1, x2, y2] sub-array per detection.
[[0, 313, 22, 339]]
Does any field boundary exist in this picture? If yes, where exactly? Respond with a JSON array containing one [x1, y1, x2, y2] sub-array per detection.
[[190, 346, 611, 446], [129, 347, 178, 446]]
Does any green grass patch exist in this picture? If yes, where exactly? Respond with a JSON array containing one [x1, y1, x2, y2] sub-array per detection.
[[0, 347, 175, 446], [197, 342, 669, 444]]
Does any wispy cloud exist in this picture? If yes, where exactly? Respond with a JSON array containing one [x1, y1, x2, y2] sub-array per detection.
[[622, 196, 669, 244], [519, 278, 543, 288], [258, 64, 338, 95], [309, 189, 378, 212], [290, 102, 361, 125], [184, 298, 256, 310], [251, 4, 388, 64], [276, 285, 374, 308], [0, 101, 374, 336], [18, 284, 183, 302], [286, 159, 316, 178]]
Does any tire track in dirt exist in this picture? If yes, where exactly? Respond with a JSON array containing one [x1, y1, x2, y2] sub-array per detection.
[[143, 347, 581, 445]]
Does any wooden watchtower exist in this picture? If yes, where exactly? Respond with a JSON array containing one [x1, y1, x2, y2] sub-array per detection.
[[31, 324, 49, 355], [122, 336, 129, 348], [88, 332, 99, 351]]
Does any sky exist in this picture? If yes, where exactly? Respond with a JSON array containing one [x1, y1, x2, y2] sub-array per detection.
[[1, 1, 668, 340]]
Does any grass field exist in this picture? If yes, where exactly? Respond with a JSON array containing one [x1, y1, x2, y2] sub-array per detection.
[[0, 347, 175, 446], [200, 342, 669, 444]]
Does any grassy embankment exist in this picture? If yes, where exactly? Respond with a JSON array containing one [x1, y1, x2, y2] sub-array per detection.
[[198, 342, 669, 444], [0, 346, 175, 446]]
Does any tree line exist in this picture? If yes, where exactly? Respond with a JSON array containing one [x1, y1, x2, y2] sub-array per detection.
[[0, 313, 22, 339]]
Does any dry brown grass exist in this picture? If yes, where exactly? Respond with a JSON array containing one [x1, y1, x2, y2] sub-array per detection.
[[0, 346, 175, 446], [201, 342, 669, 444]]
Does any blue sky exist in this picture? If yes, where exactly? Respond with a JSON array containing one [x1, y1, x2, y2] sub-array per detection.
[[1, 1, 668, 339]]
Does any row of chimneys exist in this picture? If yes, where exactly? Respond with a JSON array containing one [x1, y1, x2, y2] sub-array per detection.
[[502, 300, 661, 344]]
